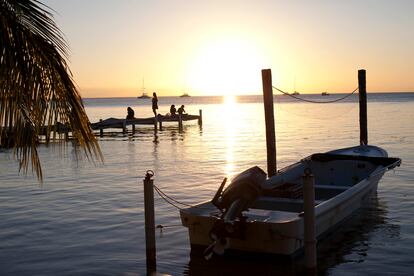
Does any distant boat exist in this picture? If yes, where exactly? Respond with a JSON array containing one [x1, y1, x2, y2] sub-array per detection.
[[180, 92, 190, 97], [137, 92, 150, 99], [291, 76, 300, 95], [321, 91, 330, 96], [137, 78, 150, 99]]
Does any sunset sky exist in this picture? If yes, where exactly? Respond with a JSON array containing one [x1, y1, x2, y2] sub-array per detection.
[[43, 0, 414, 98]]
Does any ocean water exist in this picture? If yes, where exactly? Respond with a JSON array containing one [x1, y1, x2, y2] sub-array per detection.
[[0, 93, 413, 275]]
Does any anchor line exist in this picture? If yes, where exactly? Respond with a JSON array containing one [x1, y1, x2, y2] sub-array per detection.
[[272, 86, 359, 104]]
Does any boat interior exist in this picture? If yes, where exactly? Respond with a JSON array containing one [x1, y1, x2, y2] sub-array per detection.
[[252, 154, 398, 213]]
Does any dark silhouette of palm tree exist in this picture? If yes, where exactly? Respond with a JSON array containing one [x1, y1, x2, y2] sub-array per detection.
[[0, 0, 102, 180]]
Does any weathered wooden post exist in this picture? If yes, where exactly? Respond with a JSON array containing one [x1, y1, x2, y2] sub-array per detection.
[[132, 123, 136, 134], [122, 120, 127, 135], [143, 170, 156, 272], [45, 128, 50, 144], [154, 118, 162, 130], [99, 119, 103, 138], [198, 109, 203, 126], [303, 168, 316, 272], [358, 69, 368, 145], [261, 69, 277, 177], [178, 114, 183, 130], [64, 128, 69, 141], [154, 116, 158, 132]]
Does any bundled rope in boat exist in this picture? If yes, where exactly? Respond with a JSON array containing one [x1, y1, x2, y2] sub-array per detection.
[[272, 86, 359, 103], [153, 184, 212, 210]]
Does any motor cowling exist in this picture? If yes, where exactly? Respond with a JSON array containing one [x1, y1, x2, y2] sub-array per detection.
[[213, 166, 266, 212], [205, 166, 266, 259]]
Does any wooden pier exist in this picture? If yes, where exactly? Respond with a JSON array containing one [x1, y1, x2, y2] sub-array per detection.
[[30, 110, 202, 142], [90, 110, 202, 137]]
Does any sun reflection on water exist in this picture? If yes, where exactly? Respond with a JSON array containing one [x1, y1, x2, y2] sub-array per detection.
[[221, 95, 241, 178]]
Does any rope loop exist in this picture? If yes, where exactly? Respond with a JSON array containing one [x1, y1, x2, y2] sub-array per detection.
[[272, 86, 358, 104], [153, 184, 213, 210]]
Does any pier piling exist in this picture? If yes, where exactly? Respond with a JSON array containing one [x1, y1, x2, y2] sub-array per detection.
[[303, 169, 317, 272], [358, 69, 368, 145], [178, 114, 183, 130], [154, 117, 158, 132], [143, 170, 156, 272], [122, 121, 127, 135], [99, 119, 103, 137], [158, 120, 162, 131], [261, 69, 277, 177], [198, 109, 203, 126]]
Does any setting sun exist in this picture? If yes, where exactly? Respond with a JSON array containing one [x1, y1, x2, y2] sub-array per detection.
[[186, 37, 268, 96]]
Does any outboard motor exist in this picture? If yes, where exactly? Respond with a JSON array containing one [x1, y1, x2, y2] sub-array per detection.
[[205, 166, 266, 259]]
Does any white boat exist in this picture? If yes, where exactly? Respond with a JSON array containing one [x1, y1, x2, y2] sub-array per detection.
[[137, 92, 150, 99], [180, 145, 400, 257], [180, 92, 190, 97], [137, 77, 150, 99]]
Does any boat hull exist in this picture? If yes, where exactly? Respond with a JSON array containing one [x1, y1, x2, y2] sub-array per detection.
[[180, 145, 399, 256], [180, 172, 382, 256]]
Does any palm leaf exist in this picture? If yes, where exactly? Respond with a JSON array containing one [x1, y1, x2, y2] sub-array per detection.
[[0, 0, 102, 181]]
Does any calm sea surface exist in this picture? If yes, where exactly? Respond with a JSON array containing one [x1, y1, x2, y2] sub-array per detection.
[[0, 93, 413, 275]]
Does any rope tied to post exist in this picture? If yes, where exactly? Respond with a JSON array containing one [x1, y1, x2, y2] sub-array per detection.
[[272, 86, 359, 104], [145, 170, 154, 181], [153, 184, 213, 210]]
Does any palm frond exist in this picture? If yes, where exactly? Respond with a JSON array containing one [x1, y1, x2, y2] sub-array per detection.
[[0, 0, 102, 181]]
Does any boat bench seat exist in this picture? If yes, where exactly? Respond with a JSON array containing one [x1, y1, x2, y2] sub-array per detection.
[[253, 196, 322, 213]]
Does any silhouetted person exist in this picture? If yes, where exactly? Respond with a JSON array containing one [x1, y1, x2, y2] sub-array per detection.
[[170, 104, 176, 116], [126, 107, 135, 119], [177, 104, 186, 115], [152, 92, 158, 116]]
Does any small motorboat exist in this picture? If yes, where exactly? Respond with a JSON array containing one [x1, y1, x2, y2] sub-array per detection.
[[321, 92, 330, 96], [180, 145, 400, 257]]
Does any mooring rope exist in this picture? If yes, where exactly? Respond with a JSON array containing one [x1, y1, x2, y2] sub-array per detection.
[[153, 184, 213, 210], [272, 86, 359, 103], [153, 184, 185, 210]]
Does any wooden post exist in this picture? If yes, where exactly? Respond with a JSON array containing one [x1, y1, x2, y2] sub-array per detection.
[[178, 114, 183, 130], [99, 119, 103, 138], [45, 128, 50, 144], [358, 69, 368, 145], [303, 169, 316, 272], [132, 124, 136, 134], [198, 109, 203, 126], [261, 69, 277, 177], [64, 128, 69, 141], [122, 120, 127, 135], [143, 171, 156, 272], [154, 117, 162, 131]]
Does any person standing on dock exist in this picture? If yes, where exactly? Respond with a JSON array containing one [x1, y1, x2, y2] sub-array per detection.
[[152, 92, 158, 116]]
